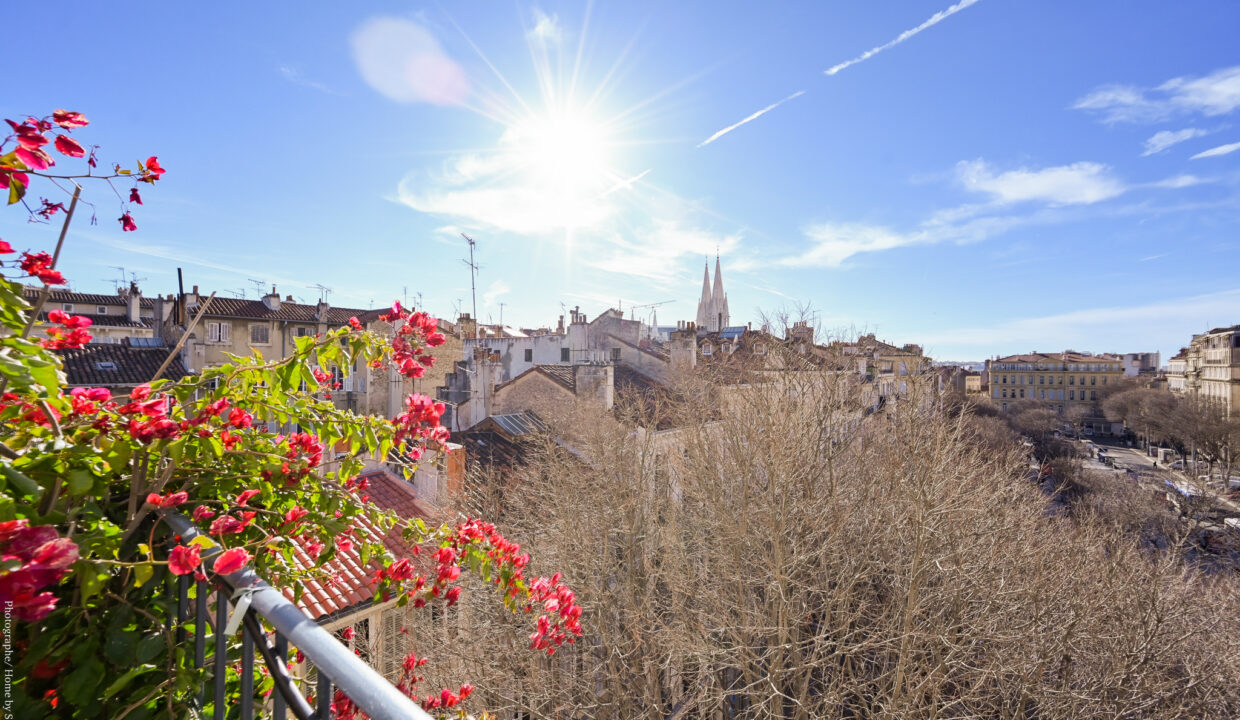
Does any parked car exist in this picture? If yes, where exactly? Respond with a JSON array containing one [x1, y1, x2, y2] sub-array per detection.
[[1169, 460, 1185, 470]]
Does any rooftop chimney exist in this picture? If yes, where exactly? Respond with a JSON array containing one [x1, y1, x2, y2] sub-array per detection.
[[262, 285, 281, 311], [125, 281, 142, 322]]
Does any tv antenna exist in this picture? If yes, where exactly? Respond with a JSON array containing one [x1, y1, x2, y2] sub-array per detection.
[[461, 233, 480, 340], [310, 284, 333, 302], [499, 302, 506, 328], [247, 278, 267, 297], [223, 288, 245, 299]]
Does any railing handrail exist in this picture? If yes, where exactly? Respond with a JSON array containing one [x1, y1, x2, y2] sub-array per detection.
[[164, 513, 434, 720]]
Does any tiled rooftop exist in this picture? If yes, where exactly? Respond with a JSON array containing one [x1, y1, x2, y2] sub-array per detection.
[[54, 338, 188, 387]]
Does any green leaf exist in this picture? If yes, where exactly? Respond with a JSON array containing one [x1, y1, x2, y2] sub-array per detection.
[[7, 174, 26, 205], [134, 633, 164, 664], [67, 469, 95, 496], [62, 656, 106, 706], [103, 664, 157, 700], [133, 562, 154, 588], [104, 628, 140, 665]]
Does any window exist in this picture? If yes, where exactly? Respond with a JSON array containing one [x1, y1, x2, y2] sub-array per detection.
[[206, 321, 231, 344], [611, 347, 621, 361], [294, 326, 311, 338], [63, 303, 74, 312], [701, 344, 712, 356], [1039, 376, 1044, 384], [1069, 390, 1076, 400], [1001, 389, 1007, 398], [1069, 376, 1075, 385], [249, 323, 270, 345], [755, 344, 766, 355], [94, 361, 117, 371], [1102, 377, 1107, 385], [560, 347, 570, 362], [97, 305, 107, 314], [1090, 376, 1096, 385], [524, 348, 533, 362], [1090, 390, 1096, 401]]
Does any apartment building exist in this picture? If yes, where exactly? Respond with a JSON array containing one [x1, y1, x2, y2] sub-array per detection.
[[23, 283, 159, 343], [1166, 325, 1240, 416], [986, 351, 1124, 415]]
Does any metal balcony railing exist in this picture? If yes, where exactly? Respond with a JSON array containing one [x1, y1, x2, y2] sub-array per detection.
[[162, 513, 433, 720]]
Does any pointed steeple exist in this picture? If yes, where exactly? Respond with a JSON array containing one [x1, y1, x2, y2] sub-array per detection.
[[695, 261, 712, 330], [710, 255, 730, 331]]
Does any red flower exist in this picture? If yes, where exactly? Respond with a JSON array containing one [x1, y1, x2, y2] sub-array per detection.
[[128, 187, 143, 205], [146, 491, 188, 508], [192, 505, 216, 522], [145, 156, 165, 179], [119, 212, 137, 232], [236, 489, 261, 506], [209, 515, 245, 535], [168, 545, 202, 575], [445, 586, 462, 606], [15, 146, 54, 171], [349, 317, 363, 330], [36, 199, 66, 219], [51, 110, 89, 129], [53, 134, 85, 158], [130, 384, 152, 401], [227, 408, 253, 429], [212, 547, 251, 575], [340, 627, 356, 641], [0, 240, 12, 254]]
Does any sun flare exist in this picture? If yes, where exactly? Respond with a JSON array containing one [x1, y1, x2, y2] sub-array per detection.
[[509, 107, 614, 192]]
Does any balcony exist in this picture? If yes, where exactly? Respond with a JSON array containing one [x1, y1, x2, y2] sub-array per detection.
[[162, 513, 432, 720]]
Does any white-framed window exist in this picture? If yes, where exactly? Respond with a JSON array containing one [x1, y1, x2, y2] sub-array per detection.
[[249, 323, 271, 345], [96, 305, 108, 314], [206, 321, 231, 344], [294, 326, 311, 338], [701, 343, 712, 356], [63, 303, 74, 312]]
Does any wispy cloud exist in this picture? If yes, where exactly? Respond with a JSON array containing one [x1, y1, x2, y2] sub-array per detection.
[[824, 0, 983, 76], [1139, 253, 1169, 262], [1148, 174, 1207, 189], [584, 220, 741, 285], [278, 65, 343, 96], [1074, 65, 1240, 124], [920, 288, 1240, 355], [1141, 127, 1210, 156], [483, 279, 511, 308], [697, 90, 805, 147], [1190, 140, 1240, 160], [527, 8, 562, 45], [351, 17, 470, 105], [955, 159, 1126, 205]]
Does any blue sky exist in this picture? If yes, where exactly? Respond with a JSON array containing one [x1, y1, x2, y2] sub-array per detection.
[[4, 1, 1239, 362]]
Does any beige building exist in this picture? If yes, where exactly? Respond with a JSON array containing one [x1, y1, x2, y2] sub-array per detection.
[[24, 284, 160, 344], [1166, 325, 1240, 416], [168, 286, 460, 419], [986, 351, 1124, 416]]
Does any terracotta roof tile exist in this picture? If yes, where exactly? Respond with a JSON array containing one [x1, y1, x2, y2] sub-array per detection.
[[194, 297, 378, 325], [54, 339, 188, 387], [23, 286, 155, 309]]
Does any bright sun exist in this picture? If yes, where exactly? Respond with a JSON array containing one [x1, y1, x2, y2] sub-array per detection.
[[509, 107, 613, 192]]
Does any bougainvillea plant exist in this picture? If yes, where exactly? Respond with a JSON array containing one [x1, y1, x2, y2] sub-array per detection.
[[0, 112, 581, 719]]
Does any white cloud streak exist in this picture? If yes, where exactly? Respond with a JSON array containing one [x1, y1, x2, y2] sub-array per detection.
[[697, 90, 805, 147], [955, 160, 1126, 205], [1074, 65, 1240, 124], [824, 0, 983, 76], [1190, 140, 1240, 160], [1141, 128, 1209, 156]]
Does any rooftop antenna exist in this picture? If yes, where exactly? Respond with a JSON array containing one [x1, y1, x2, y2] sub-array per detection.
[[403, 286, 408, 307], [461, 233, 480, 340], [223, 288, 245, 299], [126, 272, 148, 287], [246, 278, 267, 297], [499, 302, 506, 328], [109, 266, 128, 291], [310, 284, 333, 302]]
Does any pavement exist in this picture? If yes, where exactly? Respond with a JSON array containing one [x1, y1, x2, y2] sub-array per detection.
[[1086, 437, 1240, 516]]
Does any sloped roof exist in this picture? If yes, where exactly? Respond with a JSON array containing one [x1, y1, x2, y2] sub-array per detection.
[[54, 338, 188, 387], [22, 286, 155, 309], [494, 365, 577, 395], [994, 352, 1123, 363], [193, 297, 377, 325], [474, 411, 549, 438], [38, 311, 150, 329], [289, 469, 436, 620]]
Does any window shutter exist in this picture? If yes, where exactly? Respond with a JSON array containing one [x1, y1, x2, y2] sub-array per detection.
[[207, 322, 220, 343]]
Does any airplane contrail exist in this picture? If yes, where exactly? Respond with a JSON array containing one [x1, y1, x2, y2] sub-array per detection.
[[698, 90, 806, 147], [826, 0, 982, 75]]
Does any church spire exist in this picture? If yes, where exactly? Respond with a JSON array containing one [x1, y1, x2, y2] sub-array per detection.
[[711, 255, 730, 331], [695, 260, 711, 329]]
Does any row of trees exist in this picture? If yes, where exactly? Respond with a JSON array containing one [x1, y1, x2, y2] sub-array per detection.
[[435, 365, 1240, 719], [1103, 387, 1240, 482]]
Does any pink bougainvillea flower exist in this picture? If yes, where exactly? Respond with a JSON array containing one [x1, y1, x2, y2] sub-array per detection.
[[0, 240, 12, 254], [119, 212, 137, 232], [212, 547, 251, 575], [236, 489, 261, 506], [192, 505, 216, 522], [168, 544, 202, 575], [15, 146, 54, 171], [51, 110, 89, 129], [53, 134, 85, 158], [349, 317, 363, 330], [128, 187, 143, 205], [146, 491, 188, 508], [130, 384, 152, 401], [145, 156, 165, 179]]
